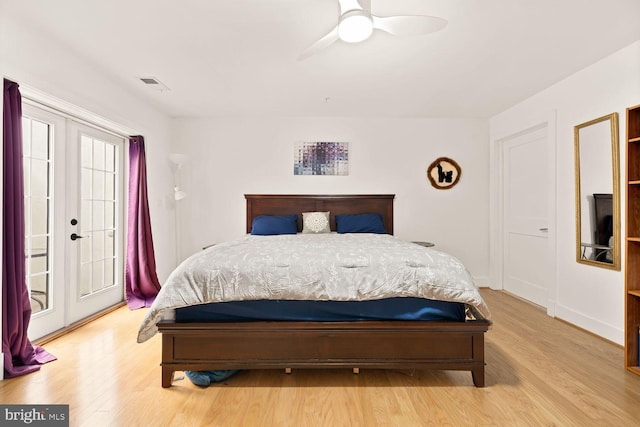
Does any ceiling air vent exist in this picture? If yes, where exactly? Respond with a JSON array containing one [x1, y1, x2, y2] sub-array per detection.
[[139, 76, 170, 91]]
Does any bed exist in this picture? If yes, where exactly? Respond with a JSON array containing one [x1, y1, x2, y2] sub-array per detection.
[[139, 194, 491, 388]]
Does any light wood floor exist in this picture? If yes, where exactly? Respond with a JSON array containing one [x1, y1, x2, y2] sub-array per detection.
[[2, 289, 640, 426]]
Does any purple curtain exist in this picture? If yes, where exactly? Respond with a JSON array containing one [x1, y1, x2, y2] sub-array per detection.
[[2, 79, 56, 378], [125, 135, 161, 309]]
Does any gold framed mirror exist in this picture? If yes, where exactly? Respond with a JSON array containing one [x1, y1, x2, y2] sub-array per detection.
[[574, 112, 620, 269]]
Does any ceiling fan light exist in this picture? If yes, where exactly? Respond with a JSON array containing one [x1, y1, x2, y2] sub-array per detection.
[[338, 13, 373, 43]]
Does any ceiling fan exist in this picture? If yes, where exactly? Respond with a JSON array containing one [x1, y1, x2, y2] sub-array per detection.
[[298, 0, 447, 60]]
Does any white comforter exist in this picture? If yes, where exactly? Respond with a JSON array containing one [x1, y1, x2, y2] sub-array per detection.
[[137, 233, 491, 342]]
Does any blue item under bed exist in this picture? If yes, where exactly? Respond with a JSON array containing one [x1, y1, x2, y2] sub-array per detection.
[[175, 297, 465, 322]]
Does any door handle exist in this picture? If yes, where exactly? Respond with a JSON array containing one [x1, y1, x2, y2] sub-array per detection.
[[70, 233, 86, 241], [539, 228, 548, 232]]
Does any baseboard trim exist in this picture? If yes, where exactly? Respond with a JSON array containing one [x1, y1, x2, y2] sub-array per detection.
[[473, 276, 492, 288], [554, 303, 623, 346]]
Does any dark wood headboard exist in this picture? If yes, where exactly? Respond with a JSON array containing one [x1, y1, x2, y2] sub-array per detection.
[[245, 194, 395, 235]]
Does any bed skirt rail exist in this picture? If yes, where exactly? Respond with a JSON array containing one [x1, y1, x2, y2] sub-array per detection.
[[157, 320, 490, 388]]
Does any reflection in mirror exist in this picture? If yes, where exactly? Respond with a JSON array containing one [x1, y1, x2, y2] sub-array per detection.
[[574, 112, 620, 270]]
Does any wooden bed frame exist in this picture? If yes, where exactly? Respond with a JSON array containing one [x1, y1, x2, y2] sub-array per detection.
[[157, 194, 490, 387]]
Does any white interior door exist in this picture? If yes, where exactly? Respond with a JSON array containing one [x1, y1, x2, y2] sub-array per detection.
[[502, 127, 549, 307], [25, 103, 125, 339]]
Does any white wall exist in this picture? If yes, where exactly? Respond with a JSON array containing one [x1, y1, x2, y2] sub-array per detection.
[[490, 40, 640, 344], [172, 117, 491, 285], [0, 13, 176, 283]]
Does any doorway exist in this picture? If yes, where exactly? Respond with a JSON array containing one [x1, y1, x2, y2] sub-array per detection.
[[23, 103, 125, 340], [500, 125, 554, 309]]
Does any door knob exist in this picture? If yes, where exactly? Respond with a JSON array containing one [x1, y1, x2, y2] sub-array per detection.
[[70, 233, 86, 241]]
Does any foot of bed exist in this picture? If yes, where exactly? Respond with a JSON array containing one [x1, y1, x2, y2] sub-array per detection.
[[162, 367, 174, 388], [285, 368, 292, 374], [472, 366, 485, 387], [352, 368, 360, 374]]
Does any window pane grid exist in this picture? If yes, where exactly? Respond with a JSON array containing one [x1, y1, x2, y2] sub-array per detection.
[[79, 134, 119, 298], [22, 117, 52, 314]]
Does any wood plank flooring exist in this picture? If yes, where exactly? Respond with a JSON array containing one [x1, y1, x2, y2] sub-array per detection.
[[2, 289, 640, 426]]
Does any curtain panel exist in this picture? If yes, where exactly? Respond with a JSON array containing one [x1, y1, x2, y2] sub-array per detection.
[[2, 79, 56, 378], [125, 135, 161, 309]]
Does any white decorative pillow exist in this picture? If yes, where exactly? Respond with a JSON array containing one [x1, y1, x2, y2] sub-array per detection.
[[302, 211, 331, 234]]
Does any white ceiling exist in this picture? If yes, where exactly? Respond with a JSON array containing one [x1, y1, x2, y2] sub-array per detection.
[[4, 0, 640, 118]]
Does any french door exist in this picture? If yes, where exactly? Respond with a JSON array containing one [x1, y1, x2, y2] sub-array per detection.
[[23, 103, 125, 340], [66, 121, 125, 323]]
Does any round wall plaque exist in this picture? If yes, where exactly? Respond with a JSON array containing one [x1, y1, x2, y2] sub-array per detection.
[[427, 157, 461, 190]]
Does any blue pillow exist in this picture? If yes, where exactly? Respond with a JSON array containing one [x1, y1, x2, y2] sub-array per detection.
[[251, 214, 298, 235], [335, 213, 386, 234]]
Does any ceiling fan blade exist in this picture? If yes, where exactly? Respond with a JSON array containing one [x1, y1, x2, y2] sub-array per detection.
[[338, 0, 364, 15], [372, 15, 447, 36], [297, 26, 340, 60]]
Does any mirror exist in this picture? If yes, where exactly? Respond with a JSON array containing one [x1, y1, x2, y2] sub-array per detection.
[[574, 112, 620, 269]]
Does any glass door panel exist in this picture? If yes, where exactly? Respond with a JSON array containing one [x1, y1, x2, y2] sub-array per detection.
[[22, 116, 52, 314], [79, 135, 118, 297], [23, 104, 66, 339]]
